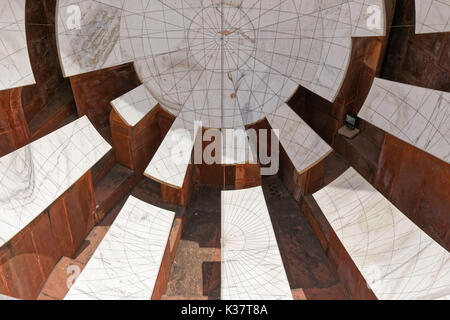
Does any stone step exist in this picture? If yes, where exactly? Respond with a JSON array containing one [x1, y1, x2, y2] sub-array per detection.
[[73, 198, 127, 265], [28, 85, 76, 141], [91, 148, 116, 186], [94, 164, 137, 223]]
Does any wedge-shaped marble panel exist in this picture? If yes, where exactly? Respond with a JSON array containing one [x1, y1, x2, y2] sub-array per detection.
[[65, 196, 175, 300], [0, 116, 111, 247], [221, 186, 293, 300], [359, 78, 449, 163], [111, 85, 158, 127], [266, 103, 333, 173], [415, 0, 450, 34], [0, 0, 35, 90], [313, 168, 450, 300], [144, 112, 199, 189]]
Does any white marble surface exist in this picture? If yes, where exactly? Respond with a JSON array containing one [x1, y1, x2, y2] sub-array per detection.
[[65, 196, 175, 300], [313, 168, 450, 300], [144, 112, 200, 189], [118, 0, 355, 119], [56, 0, 386, 128], [0, 0, 35, 90], [359, 78, 449, 163], [415, 0, 450, 34], [111, 85, 158, 127], [266, 103, 333, 174], [56, 0, 127, 77], [0, 116, 111, 248], [221, 186, 293, 300]]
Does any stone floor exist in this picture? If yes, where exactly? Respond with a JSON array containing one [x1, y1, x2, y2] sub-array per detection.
[[165, 177, 349, 300], [165, 185, 221, 299], [39, 165, 350, 300], [262, 176, 349, 300]]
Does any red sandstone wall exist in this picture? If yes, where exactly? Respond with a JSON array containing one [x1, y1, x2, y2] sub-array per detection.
[[287, 33, 389, 185], [0, 172, 96, 299], [375, 135, 450, 249], [110, 106, 169, 175], [375, 0, 450, 249], [22, 0, 68, 122], [0, 88, 30, 157], [381, 0, 450, 92], [0, 0, 66, 157], [70, 64, 141, 133]]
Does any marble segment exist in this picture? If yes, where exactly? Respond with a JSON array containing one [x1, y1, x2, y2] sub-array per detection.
[[111, 85, 158, 127], [265, 103, 333, 174], [358, 78, 449, 163], [313, 168, 450, 300], [144, 111, 200, 189], [0, 0, 35, 90], [56, 0, 128, 77], [0, 116, 111, 248], [221, 186, 293, 300], [415, 0, 450, 34], [65, 196, 175, 300]]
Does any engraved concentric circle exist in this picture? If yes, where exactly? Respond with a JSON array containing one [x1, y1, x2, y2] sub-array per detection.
[[187, 5, 256, 72]]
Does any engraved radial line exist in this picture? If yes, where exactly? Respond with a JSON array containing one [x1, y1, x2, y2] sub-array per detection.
[[116, 0, 358, 129], [220, 2, 225, 129], [154, 0, 214, 31]]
